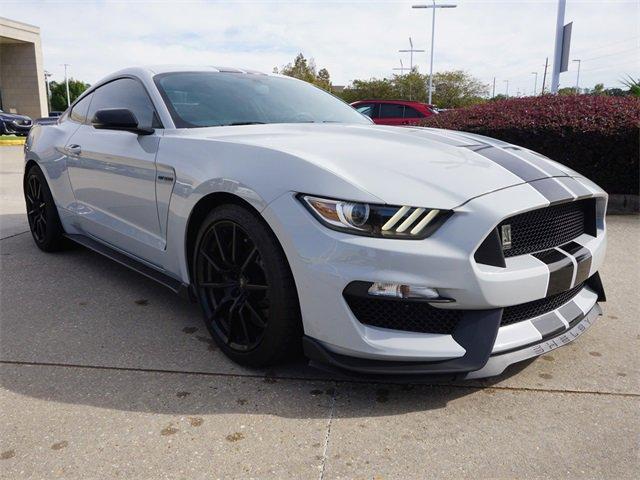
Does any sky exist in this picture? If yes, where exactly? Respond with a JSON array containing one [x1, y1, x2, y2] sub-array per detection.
[[3, 0, 639, 96]]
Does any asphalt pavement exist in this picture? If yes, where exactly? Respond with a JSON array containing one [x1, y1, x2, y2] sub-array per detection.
[[1, 146, 638, 479]]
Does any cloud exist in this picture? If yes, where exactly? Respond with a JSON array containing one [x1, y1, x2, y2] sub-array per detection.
[[5, 0, 639, 94]]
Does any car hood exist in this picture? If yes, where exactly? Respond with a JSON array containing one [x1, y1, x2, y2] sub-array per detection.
[[175, 123, 576, 209], [0, 112, 31, 122]]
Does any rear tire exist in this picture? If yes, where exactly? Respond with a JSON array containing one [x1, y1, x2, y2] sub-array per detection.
[[192, 204, 302, 367], [24, 164, 65, 252]]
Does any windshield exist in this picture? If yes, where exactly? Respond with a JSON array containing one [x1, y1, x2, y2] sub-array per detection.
[[154, 72, 370, 128]]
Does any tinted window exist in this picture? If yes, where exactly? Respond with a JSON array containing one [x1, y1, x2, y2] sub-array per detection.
[[155, 72, 371, 128], [379, 103, 405, 119], [355, 103, 376, 118], [403, 106, 424, 118], [87, 78, 160, 128], [69, 93, 93, 123]]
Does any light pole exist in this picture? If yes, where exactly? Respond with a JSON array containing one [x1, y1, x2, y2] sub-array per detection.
[[572, 59, 581, 92], [399, 37, 425, 72], [392, 58, 411, 75], [61, 63, 71, 107], [531, 72, 538, 96], [550, 0, 566, 93], [504, 80, 509, 97], [412, 2, 457, 105], [44, 70, 52, 113], [393, 59, 411, 98]]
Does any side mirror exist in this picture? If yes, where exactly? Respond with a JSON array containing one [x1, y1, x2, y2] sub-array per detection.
[[91, 108, 154, 135]]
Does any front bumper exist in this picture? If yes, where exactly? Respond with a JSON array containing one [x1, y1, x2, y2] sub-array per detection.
[[262, 180, 607, 378], [303, 290, 602, 380], [2, 120, 32, 135]]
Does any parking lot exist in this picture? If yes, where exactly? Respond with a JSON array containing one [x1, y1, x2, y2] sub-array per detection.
[[0, 145, 638, 479]]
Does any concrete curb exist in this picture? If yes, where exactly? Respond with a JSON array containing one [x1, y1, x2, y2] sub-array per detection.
[[608, 194, 639, 215]]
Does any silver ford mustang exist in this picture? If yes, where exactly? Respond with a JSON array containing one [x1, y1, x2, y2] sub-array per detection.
[[24, 66, 607, 379]]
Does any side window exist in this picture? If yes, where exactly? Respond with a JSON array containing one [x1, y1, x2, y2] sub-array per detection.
[[69, 93, 94, 124], [355, 103, 375, 118], [379, 103, 405, 119], [403, 106, 425, 119], [87, 78, 161, 129]]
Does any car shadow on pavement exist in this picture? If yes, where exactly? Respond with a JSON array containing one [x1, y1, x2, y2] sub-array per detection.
[[1, 233, 531, 419]]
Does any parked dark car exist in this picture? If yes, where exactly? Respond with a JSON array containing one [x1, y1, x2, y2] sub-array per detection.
[[34, 111, 64, 126], [350, 99, 437, 126], [0, 109, 33, 136]]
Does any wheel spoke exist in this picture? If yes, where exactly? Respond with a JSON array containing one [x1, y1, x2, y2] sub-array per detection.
[[240, 247, 257, 273], [212, 226, 228, 264], [200, 250, 225, 273], [245, 301, 267, 328], [231, 223, 237, 263], [200, 281, 238, 289], [245, 284, 268, 291], [238, 309, 251, 344]]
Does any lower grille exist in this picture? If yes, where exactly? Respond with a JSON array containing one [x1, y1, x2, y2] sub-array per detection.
[[344, 282, 587, 334], [344, 294, 462, 334], [500, 282, 584, 326]]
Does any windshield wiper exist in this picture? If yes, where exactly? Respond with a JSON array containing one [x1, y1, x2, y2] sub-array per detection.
[[226, 121, 266, 126]]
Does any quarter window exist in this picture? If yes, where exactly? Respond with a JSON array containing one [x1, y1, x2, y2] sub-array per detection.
[[87, 78, 161, 129], [403, 106, 424, 119]]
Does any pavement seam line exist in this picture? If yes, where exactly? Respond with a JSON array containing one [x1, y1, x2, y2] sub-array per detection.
[[319, 382, 337, 480], [1, 359, 638, 398], [0, 230, 30, 241]]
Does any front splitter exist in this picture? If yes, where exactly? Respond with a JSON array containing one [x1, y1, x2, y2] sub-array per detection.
[[464, 303, 602, 379]]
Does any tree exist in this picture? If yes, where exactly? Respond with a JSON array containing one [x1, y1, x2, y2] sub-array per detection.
[[277, 53, 333, 91], [620, 75, 640, 97], [591, 83, 605, 95], [430, 70, 488, 108], [50, 79, 90, 111], [339, 70, 488, 108], [558, 87, 578, 95], [339, 77, 398, 103]]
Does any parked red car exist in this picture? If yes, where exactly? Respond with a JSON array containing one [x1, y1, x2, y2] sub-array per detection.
[[350, 100, 437, 126]]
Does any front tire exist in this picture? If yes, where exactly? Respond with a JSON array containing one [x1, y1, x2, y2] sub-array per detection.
[[192, 204, 302, 367], [24, 164, 65, 252]]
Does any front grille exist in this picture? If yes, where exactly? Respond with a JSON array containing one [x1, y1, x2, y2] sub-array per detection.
[[498, 199, 594, 257], [501, 282, 584, 326], [344, 295, 462, 334]]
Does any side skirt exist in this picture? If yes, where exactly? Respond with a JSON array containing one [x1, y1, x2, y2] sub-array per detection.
[[64, 234, 192, 301]]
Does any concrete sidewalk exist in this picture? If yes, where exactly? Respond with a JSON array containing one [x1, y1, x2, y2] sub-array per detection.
[[1, 145, 638, 479]]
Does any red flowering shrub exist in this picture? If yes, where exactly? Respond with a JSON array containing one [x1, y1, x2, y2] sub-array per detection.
[[424, 95, 640, 194]]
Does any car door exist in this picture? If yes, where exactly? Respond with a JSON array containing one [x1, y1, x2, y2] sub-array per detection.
[[377, 103, 405, 126], [65, 77, 165, 263]]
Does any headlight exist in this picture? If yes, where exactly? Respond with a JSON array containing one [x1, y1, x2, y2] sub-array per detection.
[[298, 194, 451, 239]]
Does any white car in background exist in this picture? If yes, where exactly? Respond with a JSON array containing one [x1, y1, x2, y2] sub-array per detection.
[[24, 66, 607, 379]]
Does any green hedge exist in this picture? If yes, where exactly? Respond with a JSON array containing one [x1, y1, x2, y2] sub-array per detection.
[[424, 95, 640, 195]]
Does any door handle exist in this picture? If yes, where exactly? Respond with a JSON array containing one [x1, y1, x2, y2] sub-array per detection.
[[66, 144, 82, 156]]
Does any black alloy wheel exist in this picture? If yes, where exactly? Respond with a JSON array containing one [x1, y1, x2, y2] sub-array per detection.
[[196, 219, 270, 351], [26, 174, 47, 243], [24, 165, 65, 252], [193, 204, 302, 366]]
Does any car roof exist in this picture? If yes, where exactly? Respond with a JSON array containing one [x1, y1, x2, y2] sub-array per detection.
[[352, 99, 432, 106], [107, 65, 269, 78]]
